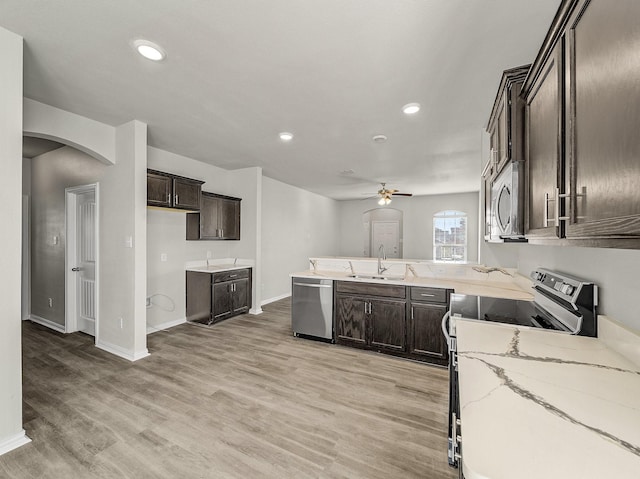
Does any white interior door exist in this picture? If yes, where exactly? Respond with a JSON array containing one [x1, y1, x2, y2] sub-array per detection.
[[66, 184, 98, 337], [372, 221, 400, 258]]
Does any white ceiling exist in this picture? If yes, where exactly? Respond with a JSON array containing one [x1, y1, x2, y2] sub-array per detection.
[[2, 0, 559, 199]]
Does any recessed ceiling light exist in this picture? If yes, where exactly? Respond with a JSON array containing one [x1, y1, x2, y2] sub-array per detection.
[[372, 134, 388, 143], [402, 103, 420, 114], [133, 39, 166, 61], [279, 132, 293, 141]]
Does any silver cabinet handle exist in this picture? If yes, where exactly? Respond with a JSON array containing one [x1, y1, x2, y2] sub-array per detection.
[[220, 229, 223, 237], [543, 192, 550, 227], [175, 194, 179, 205], [167, 193, 170, 203], [411, 306, 414, 320], [364, 302, 367, 314], [230, 274, 238, 278], [420, 293, 435, 297]]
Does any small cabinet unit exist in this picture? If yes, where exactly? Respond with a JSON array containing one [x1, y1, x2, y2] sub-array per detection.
[[186, 192, 241, 241], [186, 268, 252, 325], [520, 0, 640, 248], [335, 281, 406, 353], [147, 169, 204, 211], [562, 0, 640, 241], [408, 287, 450, 365], [486, 65, 529, 177]]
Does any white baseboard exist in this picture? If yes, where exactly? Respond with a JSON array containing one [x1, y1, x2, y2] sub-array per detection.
[[261, 292, 291, 306], [96, 340, 150, 362], [0, 430, 31, 456], [29, 314, 65, 333], [249, 307, 263, 315], [147, 317, 186, 335]]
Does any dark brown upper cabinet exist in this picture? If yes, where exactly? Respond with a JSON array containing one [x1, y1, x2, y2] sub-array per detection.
[[522, 0, 640, 248], [523, 41, 564, 240], [486, 65, 529, 176], [147, 169, 204, 211], [186, 191, 241, 241], [563, 0, 640, 243], [484, 65, 529, 241]]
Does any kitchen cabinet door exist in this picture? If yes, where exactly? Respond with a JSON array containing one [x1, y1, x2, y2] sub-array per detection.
[[231, 278, 250, 315], [219, 197, 240, 240], [408, 303, 448, 362], [525, 41, 564, 239], [564, 0, 640, 241], [199, 194, 221, 239], [212, 282, 232, 323], [335, 295, 367, 347], [147, 172, 172, 207], [173, 178, 201, 210], [369, 299, 406, 352]]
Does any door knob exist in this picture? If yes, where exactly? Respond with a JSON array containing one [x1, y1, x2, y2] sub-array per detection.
[[71, 267, 81, 272]]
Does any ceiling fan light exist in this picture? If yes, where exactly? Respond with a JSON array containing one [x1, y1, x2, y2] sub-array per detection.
[[378, 197, 386, 206]]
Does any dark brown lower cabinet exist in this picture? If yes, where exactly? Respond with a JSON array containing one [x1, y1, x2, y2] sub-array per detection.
[[335, 281, 406, 353], [408, 302, 448, 364], [408, 287, 451, 366], [186, 268, 252, 325]]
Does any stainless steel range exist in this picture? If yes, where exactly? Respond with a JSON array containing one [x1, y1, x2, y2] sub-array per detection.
[[442, 268, 598, 470]]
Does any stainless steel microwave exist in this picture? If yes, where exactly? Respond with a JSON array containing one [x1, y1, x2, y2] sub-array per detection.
[[488, 161, 525, 241]]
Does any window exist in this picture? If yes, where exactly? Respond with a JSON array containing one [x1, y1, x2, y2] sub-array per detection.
[[433, 210, 467, 262]]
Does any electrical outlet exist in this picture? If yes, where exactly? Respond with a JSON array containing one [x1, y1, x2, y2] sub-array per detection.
[[48, 297, 53, 308], [206, 251, 212, 259], [160, 253, 167, 262]]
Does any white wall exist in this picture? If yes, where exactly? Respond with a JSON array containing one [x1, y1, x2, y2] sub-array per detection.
[[339, 192, 479, 262], [28, 121, 149, 361], [0, 25, 30, 455], [146, 148, 262, 329], [30, 147, 108, 326], [261, 177, 341, 302]]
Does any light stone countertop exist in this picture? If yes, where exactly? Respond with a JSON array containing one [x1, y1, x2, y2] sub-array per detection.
[[290, 270, 534, 301], [186, 258, 254, 273], [456, 319, 640, 479]]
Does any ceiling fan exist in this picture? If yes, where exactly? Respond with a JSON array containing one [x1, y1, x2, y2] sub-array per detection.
[[367, 183, 413, 205]]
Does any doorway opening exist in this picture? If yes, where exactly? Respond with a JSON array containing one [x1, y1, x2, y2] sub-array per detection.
[[65, 183, 99, 341], [363, 208, 403, 258]]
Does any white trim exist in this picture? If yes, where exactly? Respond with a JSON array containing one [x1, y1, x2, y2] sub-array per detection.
[[65, 183, 100, 343], [29, 314, 65, 333], [146, 317, 186, 335], [261, 293, 291, 306], [96, 340, 149, 362], [249, 307, 263, 315], [0, 430, 31, 457], [21, 195, 30, 321]]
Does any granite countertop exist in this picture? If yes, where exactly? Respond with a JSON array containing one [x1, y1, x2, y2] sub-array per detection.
[[290, 270, 534, 301], [456, 319, 640, 479]]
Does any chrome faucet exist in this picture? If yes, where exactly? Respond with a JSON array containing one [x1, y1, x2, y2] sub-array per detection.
[[377, 244, 388, 275]]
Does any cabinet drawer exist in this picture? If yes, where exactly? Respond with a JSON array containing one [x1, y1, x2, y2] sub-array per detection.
[[213, 268, 250, 283], [336, 281, 405, 299], [410, 287, 447, 304]]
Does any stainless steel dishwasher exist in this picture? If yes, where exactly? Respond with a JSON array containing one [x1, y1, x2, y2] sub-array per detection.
[[291, 277, 334, 341]]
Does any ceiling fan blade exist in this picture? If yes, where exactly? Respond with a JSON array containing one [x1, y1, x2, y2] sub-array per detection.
[[392, 193, 413, 197]]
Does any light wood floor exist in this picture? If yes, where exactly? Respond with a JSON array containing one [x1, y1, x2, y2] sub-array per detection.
[[1, 299, 456, 479]]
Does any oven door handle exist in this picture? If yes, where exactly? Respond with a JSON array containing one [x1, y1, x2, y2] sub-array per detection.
[[441, 311, 451, 350]]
